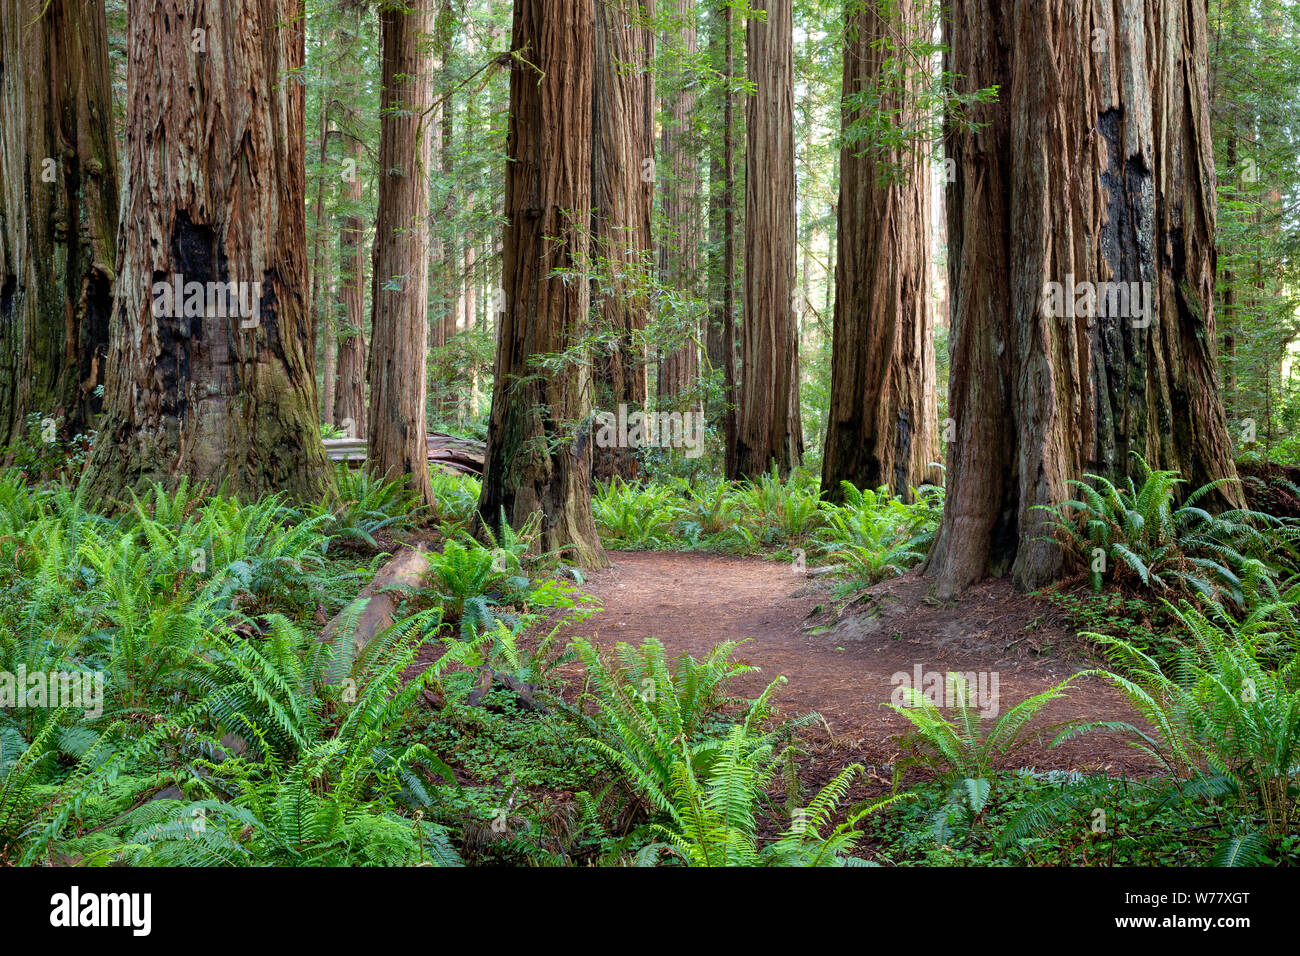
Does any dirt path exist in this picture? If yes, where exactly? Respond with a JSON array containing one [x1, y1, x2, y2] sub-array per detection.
[[561, 551, 1160, 782]]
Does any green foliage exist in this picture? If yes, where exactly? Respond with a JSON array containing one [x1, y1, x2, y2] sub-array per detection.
[[1082, 599, 1300, 847], [593, 478, 688, 550], [312, 466, 424, 550], [593, 470, 942, 585], [574, 636, 897, 865], [1035, 454, 1281, 608], [887, 672, 1079, 841], [16, 609, 471, 866], [814, 481, 941, 588]]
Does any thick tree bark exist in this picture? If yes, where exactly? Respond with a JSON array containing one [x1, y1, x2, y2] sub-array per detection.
[[591, 0, 654, 482], [0, 0, 118, 451], [926, 0, 1241, 599], [368, 0, 435, 507], [733, 0, 802, 479], [81, 0, 332, 503], [478, 0, 607, 568], [821, 0, 937, 501], [334, 131, 367, 439], [656, 0, 701, 408]]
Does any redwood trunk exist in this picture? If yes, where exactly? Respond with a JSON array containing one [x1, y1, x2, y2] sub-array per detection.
[[335, 132, 367, 439], [656, 0, 701, 408], [479, 0, 607, 568], [733, 0, 802, 479], [368, 0, 435, 506], [591, 0, 655, 482], [926, 0, 1241, 598], [0, 0, 119, 451], [705, 0, 738, 454], [821, 0, 937, 501], [81, 0, 332, 503]]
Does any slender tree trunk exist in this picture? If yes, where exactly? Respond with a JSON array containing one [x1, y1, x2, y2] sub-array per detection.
[[479, 0, 606, 568], [307, 38, 332, 391], [722, 0, 739, 476], [368, 0, 435, 506], [463, 232, 478, 419], [656, 0, 701, 408], [820, 0, 936, 501], [733, 0, 801, 479], [591, 0, 654, 482], [312, 123, 335, 427], [0, 0, 119, 452], [925, 0, 1241, 599], [704, 0, 733, 437], [321, 273, 337, 428], [334, 131, 367, 439], [81, 0, 332, 503]]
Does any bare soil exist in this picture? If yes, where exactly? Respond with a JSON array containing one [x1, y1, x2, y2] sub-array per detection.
[[557, 550, 1161, 789]]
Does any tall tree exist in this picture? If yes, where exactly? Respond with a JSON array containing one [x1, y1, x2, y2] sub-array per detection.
[[335, 128, 368, 439], [820, 0, 936, 500], [706, 0, 739, 470], [733, 0, 802, 479], [306, 31, 335, 392], [656, 0, 701, 408], [925, 0, 1241, 599], [368, 0, 435, 507], [0, 0, 119, 451], [479, 0, 607, 568], [591, 0, 655, 481], [722, 0, 740, 475], [81, 0, 332, 502]]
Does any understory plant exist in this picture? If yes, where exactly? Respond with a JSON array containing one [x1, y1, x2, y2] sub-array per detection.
[[887, 673, 1080, 841], [1035, 453, 1283, 608], [574, 636, 901, 865], [1080, 599, 1300, 860]]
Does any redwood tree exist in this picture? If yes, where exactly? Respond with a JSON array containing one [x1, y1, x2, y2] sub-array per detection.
[[733, 0, 802, 479], [0, 0, 119, 451], [821, 0, 937, 501], [368, 0, 435, 507], [591, 0, 655, 481], [656, 0, 702, 409], [926, 0, 1241, 598], [81, 0, 332, 502], [705, 0, 739, 465], [479, 0, 607, 568], [335, 130, 368, 439]]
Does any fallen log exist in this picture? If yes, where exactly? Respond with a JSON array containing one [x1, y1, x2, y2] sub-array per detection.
[[320, 541, 432, 680], [323, 433, 486, 477]]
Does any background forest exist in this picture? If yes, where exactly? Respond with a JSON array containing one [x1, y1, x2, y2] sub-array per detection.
[[0, 0, 1298, 871]]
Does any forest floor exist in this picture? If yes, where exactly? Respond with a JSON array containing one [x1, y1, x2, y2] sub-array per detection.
[[555, 551, 1160, 794]]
